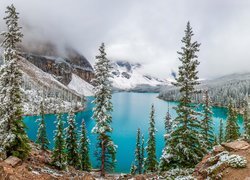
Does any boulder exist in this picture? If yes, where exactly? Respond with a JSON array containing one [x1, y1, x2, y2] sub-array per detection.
[[80, 173, 95, 180], [222, 140, 250, 151], [213, 145, 225, 155], [134, 175, 147, 180], [4, 156, 22, 167]]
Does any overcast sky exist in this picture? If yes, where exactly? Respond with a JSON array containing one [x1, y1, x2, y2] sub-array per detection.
[[0, 0, 250, 79]]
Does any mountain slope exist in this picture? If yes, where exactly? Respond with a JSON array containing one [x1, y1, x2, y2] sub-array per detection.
[[159, 72, 250, 107], [110, 61, 169, 92], [68, 73, 94, 96], [19, 57, 92, 114]]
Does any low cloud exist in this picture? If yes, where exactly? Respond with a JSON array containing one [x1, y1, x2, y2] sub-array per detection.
[[0, 0, 250, 79]]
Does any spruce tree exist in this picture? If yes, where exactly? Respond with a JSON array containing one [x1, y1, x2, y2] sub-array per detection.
[[52, 113, 66, 170], [141, 134, 145, 174], [201, 90, 214, 149], [134, 128, 142, 174], [36, 100, 49, 150], [145, 104, 158, 172], [162, 22, 205, 168], [130, 162, 136, 175], [92, 43, 116, 176], [159, 107, 173, 171], [213, 135, 218, 146], [79, 120, 91, 171], [243, 107, 250, 140], [225, 100, 240, 142], [164, 105, 172, 145], [0, 4, 30, 159], [218, 119, 224, 144], [65, 109, 79, 167]]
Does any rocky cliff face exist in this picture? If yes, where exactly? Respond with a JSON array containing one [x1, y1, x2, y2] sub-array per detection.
[[20, 42, 94, 86]]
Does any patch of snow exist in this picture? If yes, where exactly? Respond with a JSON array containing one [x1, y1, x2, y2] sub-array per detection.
[[68, 73, 94, 96]]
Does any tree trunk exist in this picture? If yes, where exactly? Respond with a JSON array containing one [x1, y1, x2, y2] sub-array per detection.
[[101, 140, 105, 177]]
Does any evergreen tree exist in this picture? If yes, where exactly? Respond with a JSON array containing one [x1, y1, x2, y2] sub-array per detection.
[[141, 134, 145, 174], [134, 128, 142, 174], [159, 107, 173, 172], [0, 4, 30, 159], [92, 43, 116, 176], [145, 104, 158, 172], [79, 120, 91, 171], [65, 109, 79, 167], [162, 22, 205, 168], [201, 90, 214, 149], [243, 107, 250, 140], [52, 113, 66, 170], [213, 135, 218, 146], [218, 119, 224, 144], [225, 100, 240, 142], [36, 100, 49, 150], [130, 162, 137, 175], [164, 104, 172, 144]]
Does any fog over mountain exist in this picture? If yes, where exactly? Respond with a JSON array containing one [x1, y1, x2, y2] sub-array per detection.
[[0, 0, 250, 79]]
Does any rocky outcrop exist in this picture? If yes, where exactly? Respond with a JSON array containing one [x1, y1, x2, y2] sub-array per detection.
[[0, 143, 95, 180], [20, 42, 94, 85], [194, 140, 250, 179]]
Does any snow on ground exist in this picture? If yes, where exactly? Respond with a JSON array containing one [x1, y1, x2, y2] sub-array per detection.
[[68, 73, 94, 96], [19, 57, 84, 114]]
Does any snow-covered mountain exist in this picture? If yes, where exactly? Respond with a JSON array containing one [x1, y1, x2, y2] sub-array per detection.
[[110, 61, 169, 92]]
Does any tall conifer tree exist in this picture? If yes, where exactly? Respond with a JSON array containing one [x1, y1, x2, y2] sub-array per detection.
[[243, 107, 250, 140], [52, 113, 66, 170], [201, 90, 214, 149], [0, 4, 30, 159], [79, 120, 91, 171], [36, 100, 49, 150], [225, 100, 240, 142], [161, 22, 205, 168], [134, 128, 142, 174], [145, 104, 158, 172], [92, 43, 116, 176], [218, 119, 224, 144], [65, 109, 79, 167]]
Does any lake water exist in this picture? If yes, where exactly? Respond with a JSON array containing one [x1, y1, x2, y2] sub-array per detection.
[[23, 92, 243, 173]]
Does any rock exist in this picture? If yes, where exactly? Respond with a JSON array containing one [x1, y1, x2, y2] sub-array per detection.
[[80, 173, 95, 180], [213, 145, 225, 155], [4, 156, 22, 167], [21, 43, 94, 86], [222, 140, 250, 151], [134, 175, 147, 180]]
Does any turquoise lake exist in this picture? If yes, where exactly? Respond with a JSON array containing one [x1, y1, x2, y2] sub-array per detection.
[[23, 92, 243, 173]]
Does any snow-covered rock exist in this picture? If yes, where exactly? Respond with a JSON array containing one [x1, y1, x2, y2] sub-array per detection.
[[68, 73, 94, 96], [110, 60, 169, 92]]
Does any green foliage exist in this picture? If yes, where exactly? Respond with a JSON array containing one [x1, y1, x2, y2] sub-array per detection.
[[225, 100, 240, 142], [134, 128, 143, 174], [79, 120, 91, 171], [92, 43, 116, 176], [145, 104, 158, 172], [163, 22, 205, 168], [201, 90, 214, 149], [52, 113, 66, 170], [65, 109, 79, 168], [218, 119, 224, 144], [36, 101, 49, 150], [243, 107, 250, 140], [130, 162, 136, 175], [0, 4, 30, 159]]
